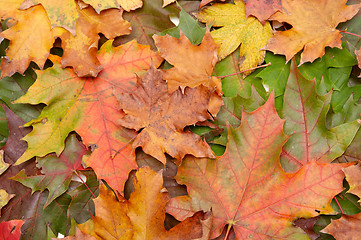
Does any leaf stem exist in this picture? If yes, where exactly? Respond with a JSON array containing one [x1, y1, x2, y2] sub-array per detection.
[[334, 196, 344, 214], [75, 170, 97, 198], [340, 30, 361, 39], [217, 63, 271, 79]]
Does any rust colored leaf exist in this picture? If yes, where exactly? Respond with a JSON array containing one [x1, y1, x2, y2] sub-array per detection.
[[57, 6, 131, 77], [172, 94, 349, 239], [343, 161, 361, 202], [0, 220, 24, 240], [0, 5, 53, 78], [280, 60, 360, 172], [116, 65, 215, 164], [15, 40, 162, 194], [265, 0, 361, 64], [79, 167, 208, 239], [322, 212, 361, 240], [244, 0, 282, 24], [153, 31, 223, 115]]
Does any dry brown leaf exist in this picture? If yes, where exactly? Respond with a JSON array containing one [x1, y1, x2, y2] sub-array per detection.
[[116, 65, 215, 163], [244, 0, 282, 24], [265, 0, 361, 64]]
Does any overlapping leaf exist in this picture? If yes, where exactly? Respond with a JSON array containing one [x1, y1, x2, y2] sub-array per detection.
[[265, 0, 361, 64], [280, 60, 360, 172], [0, 4, 53, 78], [243, 0, 282, 24], [15, 40, 162, 193], [196, 0, 272, 74], [0, 220, 23, 240], [83, 0, 143, 12], [78, 167, 209, 239], [322, 212, 361, 239], [116, 65, 215, 163], [171, 94, 349, 239]]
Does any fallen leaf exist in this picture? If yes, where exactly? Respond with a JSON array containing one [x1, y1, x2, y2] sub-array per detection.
[[163, 0, 175, 7], [55, 228, 96, 240], [15, 40, 162, 193], [154, 31, 220, 93], [11, 134, 86, 208], [0, 150, 9, 175], [57, 6, 131, 77], [265, 0, 361, 64], [0, 0, 23, 19], [0, 189, 14, 210], [116, 65, 215, 163], [172, 93, 349, 239], [0, 220, 23, 240], [322, 212, 361, 240], [343, 161, 361, 202], [20, 0, 79, 34], [199, 0, 225, 8], [115, 0, 177, 49], [0, 4, 53, 78], [356, 48, 361, 77], [243, 0, 282, 24], [197, 0, 273, 74], [82, 0, 143, 13], [79, 167, 209, 239], [280, 60, 360, 172]]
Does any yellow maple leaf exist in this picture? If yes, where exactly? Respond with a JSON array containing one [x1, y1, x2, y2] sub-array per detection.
[[0, 5, 53, 78], [0, 0, 23, 19], [265, 0, 361, 64], [82, 0, 143, 12], [197, 0, 272, 74]]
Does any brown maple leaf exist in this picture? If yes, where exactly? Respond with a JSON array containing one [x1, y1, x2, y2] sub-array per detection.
[[322, 212, 361, 239], [343, 161, 361, 202], [244, 0, 282, 24], [78, 167, 210, 239], [116, 65, 215, 163], [265, 0, 361, 64]]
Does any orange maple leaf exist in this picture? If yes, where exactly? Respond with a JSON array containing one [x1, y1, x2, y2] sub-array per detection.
[[15, 40, 162, 194], [78, 167, 210, 239], [116, 65, 215, 164], [169, 94, 350, 239], [265, 0, 361, 64], [55, 6, 131, 77], [322, 212, 361, 239], [0, 4, 53, 78]]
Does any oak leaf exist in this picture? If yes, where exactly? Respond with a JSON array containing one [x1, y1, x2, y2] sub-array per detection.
[[196, 0, 273, 74], [116, 65, 215, 163], [280, 60, 360, 172], [0, 4, 53, 78], [78, 167, 209, 239], [322, 212, 361, 240], [15, 40, 162, 193], [265, 0, 361, 64], [170, 94, 350, 239], [82, 0, 143, 13], [56, 6, 131, 77], [244, 0, 282, 24]]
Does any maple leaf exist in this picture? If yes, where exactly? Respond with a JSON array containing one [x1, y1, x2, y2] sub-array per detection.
[[243, 0, 282, 24], [0, 4, 53, 78], [280, 60, 360, 172], [20, 0, 79, 35], [343, 161, 361, 202], [196, 0, 273, 74], [11, 134, 86, 208], [116, 65, 215, 163], [0, 220, 23, 240], [0, 0, 23, 19], [82, 0, 143, 13], [265, 0, 361, 64], [199, 0, 226, 8], [55, 6, 131, 77], [0, 189, 14, 209], [14, 40, 162, 193], [322, 212, 361, 239], [78, 167, 209, 239], [170, 93, 350, 239], [356, 48, 361, 77], [115, 0, 177, 49]]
